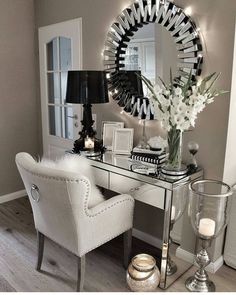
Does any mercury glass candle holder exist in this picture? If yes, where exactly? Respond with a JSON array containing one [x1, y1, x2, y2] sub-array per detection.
[[127, 254, 160, 292], [186, 179, 232, 292]]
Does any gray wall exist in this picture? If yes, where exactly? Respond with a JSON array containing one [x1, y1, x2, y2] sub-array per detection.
[[34, 0, 236, 262], [0, 0, 39, 196], [35, 0, 236, 181]]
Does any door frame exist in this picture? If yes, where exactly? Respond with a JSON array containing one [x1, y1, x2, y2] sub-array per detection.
[[39, 18, 83, 157]]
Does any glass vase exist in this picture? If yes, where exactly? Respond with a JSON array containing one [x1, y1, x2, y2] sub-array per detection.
[[166, 128, 183, 171]]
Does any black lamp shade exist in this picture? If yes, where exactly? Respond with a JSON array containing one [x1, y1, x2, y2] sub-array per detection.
[[66, 70, 109, 104], [125, 70, 144, 96]]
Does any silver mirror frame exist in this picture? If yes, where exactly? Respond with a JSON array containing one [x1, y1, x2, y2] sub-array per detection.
[[104, 0, 203, 116]]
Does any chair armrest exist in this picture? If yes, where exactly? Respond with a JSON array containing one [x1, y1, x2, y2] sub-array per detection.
[[78, 195, 134, 255], [86, 194, 134, 218], [78, 194, 134, 256]]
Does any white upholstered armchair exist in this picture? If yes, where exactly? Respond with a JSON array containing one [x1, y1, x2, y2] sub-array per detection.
[[15, 152, 134, 291]]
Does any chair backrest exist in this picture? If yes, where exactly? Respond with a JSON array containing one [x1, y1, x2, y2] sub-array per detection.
[[15, 152, 91, 255]]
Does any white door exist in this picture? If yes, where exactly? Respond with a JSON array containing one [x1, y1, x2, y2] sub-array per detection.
[[39, 18, 83, 159]]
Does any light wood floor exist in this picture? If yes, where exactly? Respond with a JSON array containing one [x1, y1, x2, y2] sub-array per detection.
[[0, 198, 236, 292]]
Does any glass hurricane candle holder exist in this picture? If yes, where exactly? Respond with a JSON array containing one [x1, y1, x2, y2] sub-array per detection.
[[167, 185, 188, 276], [186, 179, 233, 292]]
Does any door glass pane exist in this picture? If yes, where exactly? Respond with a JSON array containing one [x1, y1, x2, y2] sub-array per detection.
[[48, 73, 61, 104], [46, 35, 75, 140], [49, 106, 62, 137], [61, 71, 68, 104], [65, 107, 74, 140], [124, 46, 140, 71], [47, 38, 59, 71], [59, 37, 72, 71]]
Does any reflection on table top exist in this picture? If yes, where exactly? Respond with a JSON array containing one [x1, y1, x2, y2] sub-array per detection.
[[88, 152, 203, 190]]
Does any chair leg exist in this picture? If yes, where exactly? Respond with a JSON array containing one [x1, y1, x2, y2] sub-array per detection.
[[36, 231, 45, 271], [123, 229, 132, 269], [77, 255, 86, 292]]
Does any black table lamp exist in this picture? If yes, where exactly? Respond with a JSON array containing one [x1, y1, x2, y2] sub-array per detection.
[[66, 70, 109, 154]]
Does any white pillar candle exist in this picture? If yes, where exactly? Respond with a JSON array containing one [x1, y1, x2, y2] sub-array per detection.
[[199, 218, 216, 237], [85, 137, 94, 149], [171, 206, 176, 221]]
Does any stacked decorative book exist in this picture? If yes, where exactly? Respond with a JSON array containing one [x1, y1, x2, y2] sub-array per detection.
[[130, 147, 167, 169]]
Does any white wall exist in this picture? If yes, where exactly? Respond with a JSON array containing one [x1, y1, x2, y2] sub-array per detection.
[[223, 22, 236, 186]]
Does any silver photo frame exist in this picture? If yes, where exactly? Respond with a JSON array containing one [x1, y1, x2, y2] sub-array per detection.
[[102, 121, 125, 150], [112, 128, 134, 155]]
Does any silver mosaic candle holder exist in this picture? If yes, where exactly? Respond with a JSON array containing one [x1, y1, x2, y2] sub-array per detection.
[[186, 179, 232, 292]]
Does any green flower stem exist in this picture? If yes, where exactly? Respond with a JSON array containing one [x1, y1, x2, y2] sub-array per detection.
[[167, 129, 182, 169]]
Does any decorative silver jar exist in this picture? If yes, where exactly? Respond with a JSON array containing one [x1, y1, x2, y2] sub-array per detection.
[[186, 179, 233, 292], [127, 254, 160, 292]]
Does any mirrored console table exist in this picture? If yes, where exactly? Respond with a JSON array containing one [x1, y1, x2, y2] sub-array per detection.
[[87, 152, 203, 289]]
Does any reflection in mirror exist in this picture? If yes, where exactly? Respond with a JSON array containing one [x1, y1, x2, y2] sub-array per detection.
[[59, 37, 72, 71], [167, 185, 195, 287], [47, 38, 58, 71], [124, 23, 178, 90]]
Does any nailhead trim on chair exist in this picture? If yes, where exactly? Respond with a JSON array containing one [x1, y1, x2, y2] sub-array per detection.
[[19, 165, 134, 218]]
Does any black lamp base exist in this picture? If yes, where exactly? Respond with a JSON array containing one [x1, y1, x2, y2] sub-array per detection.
[[72, 103, 105, 155]]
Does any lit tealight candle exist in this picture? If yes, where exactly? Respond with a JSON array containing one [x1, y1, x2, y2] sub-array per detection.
[[199, 218, 216, 237], [84, 137, 94, 149], [171, 206, 176, 221]]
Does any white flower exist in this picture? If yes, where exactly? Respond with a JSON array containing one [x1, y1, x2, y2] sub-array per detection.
[[175, 87, 182, 96], [177, 102, 188, 114], [197, 79, 202, 87], [185, 107, 192, 118], [207, 98, 214, 104], [194, 103, 205, 113], [189, 113, 197, 127], [148, 136, 168, 150], [145, 72, 224, 132], [164, 90, 170, 96], [188, 94, 198, 106], [180, 121, 191, 131], [171, 96, 180, 107], [191, 85, 197, 94], [153, 84, 162, 95], [159, 95, 170, 108], [161, 120, 171, 131], [172, 113, 185, 127]]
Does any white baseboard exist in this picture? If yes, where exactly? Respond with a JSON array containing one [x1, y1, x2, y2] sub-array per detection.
[[132, 228, 162, 249], [224, 253, 236, 270], [207, 255, 224, 273], [176, 246, 224, 273], [0, 189, 26, 204], [176, 246, 195, 264]]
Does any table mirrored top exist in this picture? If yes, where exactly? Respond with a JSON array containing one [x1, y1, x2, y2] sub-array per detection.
[[87, 151, 203, 189]]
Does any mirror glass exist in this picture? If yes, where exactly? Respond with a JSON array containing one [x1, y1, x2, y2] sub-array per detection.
[[124, 23, 178, 93]]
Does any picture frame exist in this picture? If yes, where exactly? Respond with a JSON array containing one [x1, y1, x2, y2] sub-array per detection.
[[102, 121, 125, 150], [112, 128, 134, 155]]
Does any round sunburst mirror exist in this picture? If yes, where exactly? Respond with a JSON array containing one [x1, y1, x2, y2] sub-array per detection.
[[104, 0, 203, 118]]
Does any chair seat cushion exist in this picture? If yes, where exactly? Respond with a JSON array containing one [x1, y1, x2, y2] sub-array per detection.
[[39, 155, 105, 208]]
